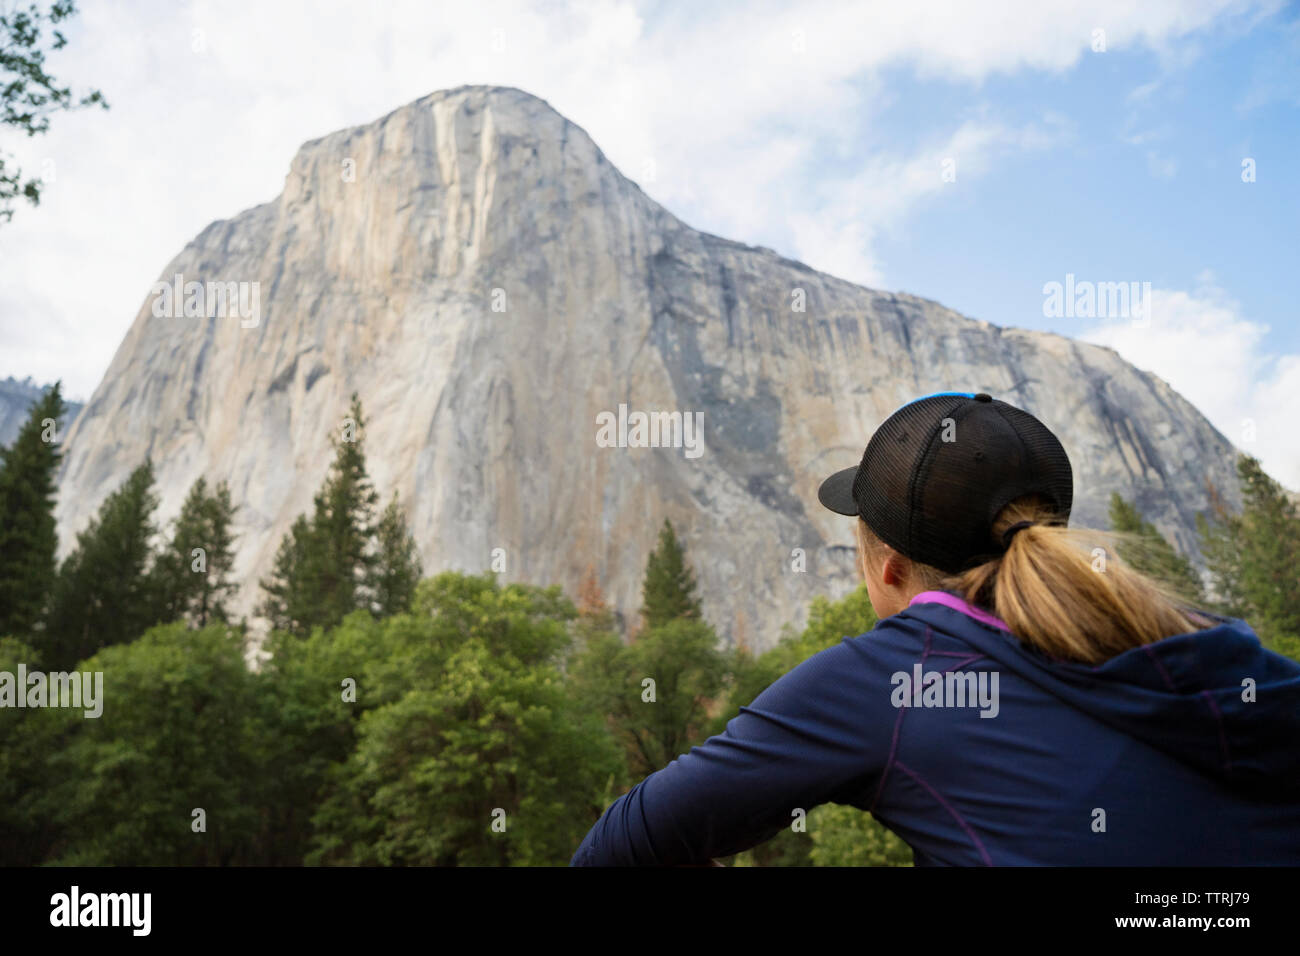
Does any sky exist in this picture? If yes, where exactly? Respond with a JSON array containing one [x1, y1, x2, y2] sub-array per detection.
[[1, 0, 1297, 486]]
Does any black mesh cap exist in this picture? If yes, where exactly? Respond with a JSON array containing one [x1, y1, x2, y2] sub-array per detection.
[[817, 392, 1073, 574]]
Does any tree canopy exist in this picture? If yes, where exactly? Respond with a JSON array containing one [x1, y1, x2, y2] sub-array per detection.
[[0, 1, 107, 223]]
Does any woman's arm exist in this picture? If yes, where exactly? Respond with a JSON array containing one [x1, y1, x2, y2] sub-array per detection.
[[570, 638, 894, 866]]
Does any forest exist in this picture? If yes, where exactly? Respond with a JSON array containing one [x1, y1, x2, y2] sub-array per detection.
[[1, 385, 1296, 866]]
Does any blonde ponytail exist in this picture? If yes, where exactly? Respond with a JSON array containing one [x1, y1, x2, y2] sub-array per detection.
[[861, 496, 1208, 665]]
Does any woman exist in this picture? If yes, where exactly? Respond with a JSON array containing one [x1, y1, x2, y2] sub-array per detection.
[[570, 392, 1300, 866]]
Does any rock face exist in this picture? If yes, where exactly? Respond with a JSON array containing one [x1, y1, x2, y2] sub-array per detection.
[[54, 86, 1240, 650]]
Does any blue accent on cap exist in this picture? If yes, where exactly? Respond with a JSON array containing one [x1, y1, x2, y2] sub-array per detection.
[[887, 391, 976, 417]]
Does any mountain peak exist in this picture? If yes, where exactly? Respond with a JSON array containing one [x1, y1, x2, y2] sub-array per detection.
[[54, 87, 1240, 650]]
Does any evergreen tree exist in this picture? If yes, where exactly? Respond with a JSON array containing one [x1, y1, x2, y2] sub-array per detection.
[[259, 394, 380, 636], [1199, 456, 1300, 658], [152, 477, 238, 626], [640, 519, 702, 628], [1234, 456, 1300, 641], [0, 636, 60, 864], [44, 460, 160, 668], [564, 522, 728, 785], [259, 515, 319, 637], [1108, 493, 1204, 604], [572, 530, 726, 780], [1198, 481, 1247, 618], [310, 394, 379, 622], [370, 492, 421, 618], [566, 518, 726, 780], [0, 382, 65, 637], [198, 481, 237, 625]]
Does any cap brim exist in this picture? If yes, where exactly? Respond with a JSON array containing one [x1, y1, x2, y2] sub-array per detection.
[[817, 465, 860, 516]]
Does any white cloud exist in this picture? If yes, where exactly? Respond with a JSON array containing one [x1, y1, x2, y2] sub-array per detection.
[[787, 116, 1065, 285], [1127, 78, 1164, 103], [1082, 280, 1300, 490], [0, 0, 1275, 399]]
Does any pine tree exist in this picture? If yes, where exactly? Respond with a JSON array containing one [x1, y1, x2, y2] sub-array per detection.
[[152, 478, 238, 627], [199, 481, 237, 626], [0, 382, 65, 637], [259, 515, 318, 637], [259, 394, 380, 636], [44, 460, 161, 668], [1200, 456, 1300, 655], [312, 394, 380, 621], [371, 492, 421, 618], [1108, 493, 1204, 604], [640, 519, 702, 629], [1198, 480, 1247, 618], [1233, 457, 1300, 639]]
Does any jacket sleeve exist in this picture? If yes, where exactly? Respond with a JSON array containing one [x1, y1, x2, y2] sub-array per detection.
[[569, 636, 895, 866]]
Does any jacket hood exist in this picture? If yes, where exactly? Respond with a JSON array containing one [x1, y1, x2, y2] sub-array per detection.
[[905, 596, 1300, 794]]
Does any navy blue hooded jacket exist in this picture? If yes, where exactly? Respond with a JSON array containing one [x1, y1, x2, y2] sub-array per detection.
[[570, 591, 1300, 866]]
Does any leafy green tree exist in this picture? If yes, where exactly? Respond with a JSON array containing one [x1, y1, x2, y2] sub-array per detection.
[[151, 477, 237, 627], [572, 528, 726, 781], [640, 519, 701, 628], [628, 618, 727, 776], [370, 491, 421, 618], [37, 622, 264, 865], [1, 1, 108, 223], [565, 518, 729, 779], [253, 610, 385, 864], [43, 460, 160, 669], [0, 381, 64, 637], [259, 598, 498, 865], [260, 394, 380, 636], [308, 573, 622, 865], [565, 569, 632, 797], [1201, 456, 1300, 656], [572, 617, 727, 781], [1108, 493, 1205, 604], [0, 636, 64, 864], [312, 642, 621, 866], [572, 565, 617, 643], [809, 804, 913, 867]]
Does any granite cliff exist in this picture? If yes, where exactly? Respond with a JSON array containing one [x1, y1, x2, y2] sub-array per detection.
[[53, 86, 1239, 649]]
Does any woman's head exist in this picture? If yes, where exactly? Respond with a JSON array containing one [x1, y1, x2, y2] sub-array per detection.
[[822, 392, 1205, 664], [854, 496, 1204, 663], [819, 392, 1074, 576]]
